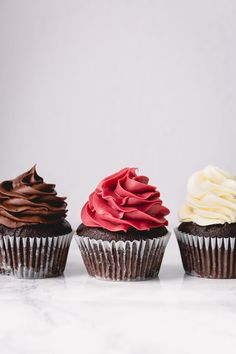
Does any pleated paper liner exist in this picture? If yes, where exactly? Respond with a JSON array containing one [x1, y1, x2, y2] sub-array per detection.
[[75, 232, 170, 281], [0, 231, 74, 279], [175, 228, 236, 278]]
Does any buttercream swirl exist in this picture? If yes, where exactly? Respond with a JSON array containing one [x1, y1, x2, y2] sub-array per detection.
[[0, 166, 67, 228], [179, 165, 236, 226], [81, 168, 169, 232]]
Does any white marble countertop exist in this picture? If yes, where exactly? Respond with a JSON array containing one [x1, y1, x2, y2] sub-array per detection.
[[1, 232, 236, 354]]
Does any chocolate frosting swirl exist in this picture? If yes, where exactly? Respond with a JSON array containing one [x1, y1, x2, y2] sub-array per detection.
[[0, 166, 67, 228]]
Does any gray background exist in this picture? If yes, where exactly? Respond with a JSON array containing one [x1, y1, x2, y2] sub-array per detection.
[[1, 0, 236, 227]]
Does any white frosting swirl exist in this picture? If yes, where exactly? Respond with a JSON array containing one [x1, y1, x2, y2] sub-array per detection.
[[179, 165, 236, 226]]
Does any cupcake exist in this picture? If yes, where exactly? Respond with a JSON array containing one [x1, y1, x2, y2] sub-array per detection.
[[76, 168, 170, 281], [0, 166, 73, 278], [175, 165, 236, 278]]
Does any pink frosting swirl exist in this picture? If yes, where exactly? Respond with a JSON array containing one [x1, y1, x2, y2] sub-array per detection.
[[81, 168, 170, 232]]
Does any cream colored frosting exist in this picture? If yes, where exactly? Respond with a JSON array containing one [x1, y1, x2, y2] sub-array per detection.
[[179, 165, 236, 226]]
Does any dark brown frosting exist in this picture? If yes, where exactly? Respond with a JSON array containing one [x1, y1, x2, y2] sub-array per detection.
[[0, 166, 67, 228]]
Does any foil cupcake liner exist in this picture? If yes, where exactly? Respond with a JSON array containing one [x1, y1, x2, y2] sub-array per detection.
[[175, 228, 236, 278], [0, 231, 74, 279], [75, 232, 170, 281]]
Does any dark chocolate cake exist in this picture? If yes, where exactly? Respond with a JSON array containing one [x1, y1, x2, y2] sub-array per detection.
[[178, 222, 236, 238], [77, 223, 168, 242]]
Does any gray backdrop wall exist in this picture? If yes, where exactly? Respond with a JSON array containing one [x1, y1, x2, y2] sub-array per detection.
[[1, 0, 236, 227]]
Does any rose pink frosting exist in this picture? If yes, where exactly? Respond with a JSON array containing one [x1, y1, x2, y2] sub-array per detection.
[[81, 168, 170, 232]]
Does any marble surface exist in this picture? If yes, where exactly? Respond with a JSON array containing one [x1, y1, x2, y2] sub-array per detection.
[[1, 232, 236, 354]]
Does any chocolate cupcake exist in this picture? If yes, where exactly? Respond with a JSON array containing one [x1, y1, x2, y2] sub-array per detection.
[[76, 168, 170, 281], [0, 166, 73, 278], [175, 165, 236, 278]]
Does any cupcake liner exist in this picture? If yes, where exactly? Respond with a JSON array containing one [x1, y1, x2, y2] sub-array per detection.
[[0, 231, 74, 279], [175, 228, 236, 278], [75, 232, 170, 281]]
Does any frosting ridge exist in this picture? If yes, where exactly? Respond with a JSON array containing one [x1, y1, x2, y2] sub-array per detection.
[[179, 165, 236, 226], [0, 166, 67, 228], [81, 168, 169, 231]]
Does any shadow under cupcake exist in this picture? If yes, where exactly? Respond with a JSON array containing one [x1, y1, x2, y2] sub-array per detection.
[[0, 166, 73, 279], [175, 165, 236, 279], [76, 167, 170, 281]]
